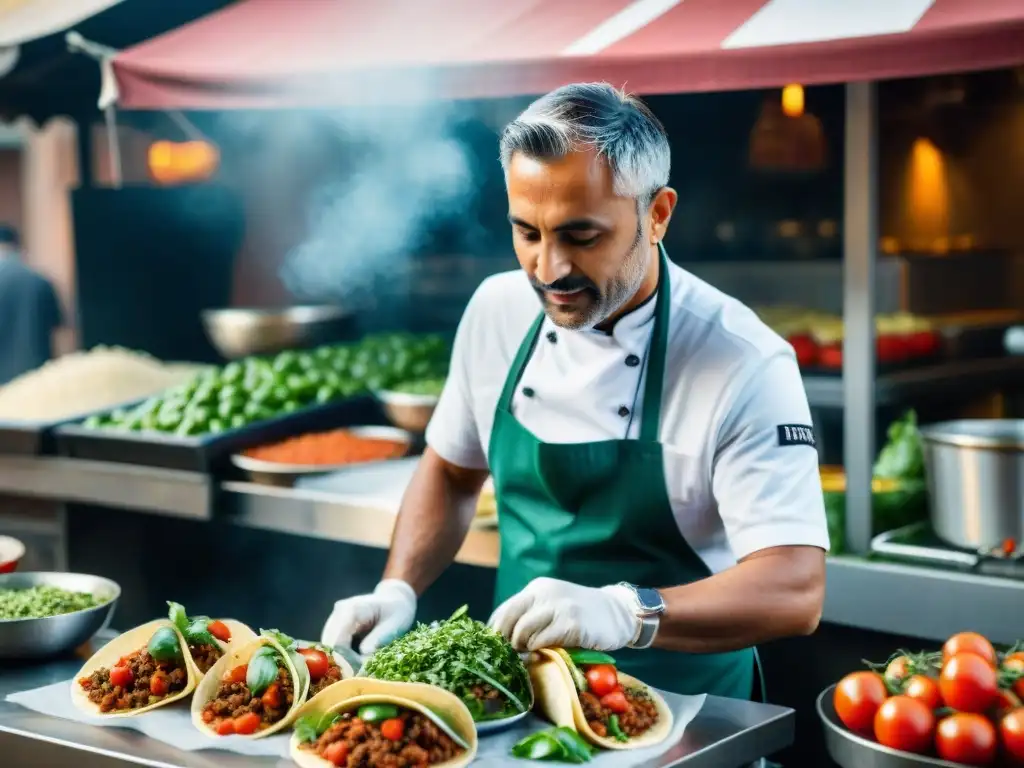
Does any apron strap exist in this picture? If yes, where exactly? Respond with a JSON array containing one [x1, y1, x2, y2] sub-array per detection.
[[497, 311, 546, 413], [638, 244, 672, 443]]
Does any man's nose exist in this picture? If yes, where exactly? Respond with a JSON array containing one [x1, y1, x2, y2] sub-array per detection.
[[534, 242, 572, 286]]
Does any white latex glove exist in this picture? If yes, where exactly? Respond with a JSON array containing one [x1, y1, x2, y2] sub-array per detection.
[[320, 579, 417, 656], [488, 577, 641, 652]]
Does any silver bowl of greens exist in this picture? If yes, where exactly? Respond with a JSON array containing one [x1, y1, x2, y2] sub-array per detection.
[[374, 377, 446, 433], [0, 572, 119, 660], [360, 605, 533, 731], [201, 305, 355, 360]]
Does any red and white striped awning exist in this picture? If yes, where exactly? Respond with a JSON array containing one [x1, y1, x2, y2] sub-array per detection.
[[112, 0, 1024, 109]]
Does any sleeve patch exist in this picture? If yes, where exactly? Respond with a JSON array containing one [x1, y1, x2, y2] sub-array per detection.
[[777, 424, 817, 448]]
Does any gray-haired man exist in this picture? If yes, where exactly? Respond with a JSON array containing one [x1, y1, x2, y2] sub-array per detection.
[[322, 84, 827, 702]]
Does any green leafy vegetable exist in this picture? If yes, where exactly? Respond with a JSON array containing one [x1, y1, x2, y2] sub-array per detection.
[[294, 711, 340, 744], [873, 410, 925, 480], [147, 626, 183, 664], [363, 605, 532, 723], [247, 646, 280, 696], [607, 715, 629, 743], [0, 585, 106, 620], [356, 704, 400, 723], [512, 728, 594, 763], [167, 601, 189, 634], [567, 650, 616, 667]]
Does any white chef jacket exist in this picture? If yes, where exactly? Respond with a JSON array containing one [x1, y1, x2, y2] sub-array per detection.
[[425, 259, 830, 574]]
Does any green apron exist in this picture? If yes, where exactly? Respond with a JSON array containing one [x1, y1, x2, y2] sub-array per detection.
[[488, 246, 759, 700]]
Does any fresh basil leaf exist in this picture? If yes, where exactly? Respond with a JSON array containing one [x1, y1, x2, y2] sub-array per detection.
[[567, 650, 616, 667], [259, 628, 296, 649], [184, 618, 217, 647], [166, 601, 189, 633], [147, 626, 183, 664], [554, 727, 596, 758], [294, 714, 320, 744], [511, 732, 561, 760], [317, 711, 340, 734], [246, 651, 279, 696]]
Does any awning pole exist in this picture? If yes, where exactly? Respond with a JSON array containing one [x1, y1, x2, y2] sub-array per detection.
[[842, 81, 877, 554], [103, 104, 122, 188]]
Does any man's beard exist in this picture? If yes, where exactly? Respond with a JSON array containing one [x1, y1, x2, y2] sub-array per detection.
[[532, 223, 649, 331]]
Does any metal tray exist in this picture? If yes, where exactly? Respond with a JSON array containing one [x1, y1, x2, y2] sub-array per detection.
[[0, 401, 147, 457], [53, 395, 385, 473], [818, 685, 962, 768]]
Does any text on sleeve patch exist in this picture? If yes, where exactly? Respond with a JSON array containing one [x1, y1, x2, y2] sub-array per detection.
[[777, 424, 817, 448]]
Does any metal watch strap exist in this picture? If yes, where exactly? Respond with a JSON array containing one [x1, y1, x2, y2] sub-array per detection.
[[630, 615, 660, 649]]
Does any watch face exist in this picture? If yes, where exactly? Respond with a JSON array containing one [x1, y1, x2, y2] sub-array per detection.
[[635, 588, 665, 614]]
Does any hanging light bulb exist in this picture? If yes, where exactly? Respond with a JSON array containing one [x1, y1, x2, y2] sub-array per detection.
[[147, 140, 219, 185], [781, 84, 804, 118]]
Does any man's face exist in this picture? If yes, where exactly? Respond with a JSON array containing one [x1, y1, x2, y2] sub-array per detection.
[[506, 148, 650, 330]]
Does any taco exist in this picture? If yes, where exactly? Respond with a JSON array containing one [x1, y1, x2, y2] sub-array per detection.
[[192, 629, 310, 738], [72, 619, 197, 717], [166, 601, 257, 676], [529, 648, 673, 750], [295, 641, 356, 699], [290, 678, 477, 768]]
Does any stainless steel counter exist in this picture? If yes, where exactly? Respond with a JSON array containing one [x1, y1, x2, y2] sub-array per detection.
[[0, 637, 794, 768], [3, 454, 1024, 644]]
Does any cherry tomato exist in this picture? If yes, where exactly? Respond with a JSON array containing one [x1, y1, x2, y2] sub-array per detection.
[[207, 620, 231, 643], [215, 718, 235, 736], [1004, 651, 1024, 665], [873, 696, 935, 755], [935, 712, 997, 766], [149, 673, 169, 697], [944, 632, 997, 667], [834, 671, 888, 736], [1000, 708, 1024, 762], [261, 682, 282, 709], [585, 665, 619, 698], [885, 656, 912, 685], [324, 742, 350, 766], [600, 689, 629, 714], [109, 665, 133, 688], [233, 712, 261, 735], [941, 653, 998, 713], [226, 664, 248, 684], [904, 675, 942, 711], [380, 718, 405, 741], [818, 345, 843, 369], [995, 688, 1022, 714], [299, 648, 330, 681]]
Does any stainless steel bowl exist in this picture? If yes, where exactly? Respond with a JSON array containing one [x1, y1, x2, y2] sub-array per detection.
[[200, 305, 354, 359], [0, 572, 120, 660], [374, 390, 439, 433], [231, 425, 415, 487]]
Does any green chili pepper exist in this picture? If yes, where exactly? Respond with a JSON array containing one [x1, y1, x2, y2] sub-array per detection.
[[567, 649, 617, 667], [607, 715, 629, 743], [356, 703, 400, 723]]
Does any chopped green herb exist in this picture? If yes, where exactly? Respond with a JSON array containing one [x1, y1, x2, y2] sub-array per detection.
[[0, 585, 106, 620]]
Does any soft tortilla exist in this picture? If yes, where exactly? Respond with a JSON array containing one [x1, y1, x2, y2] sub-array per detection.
[[530, 648, 674, 751], [71, 619, 198, 718], [190, 635, 309, 739], [289, 678, 477, 768], [183, 619, 257, 679]]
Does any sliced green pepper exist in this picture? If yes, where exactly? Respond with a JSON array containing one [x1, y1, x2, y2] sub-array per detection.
[[607, 715, 629, 743], [567, 649, 616, 667], [356, 703, 400, 723]]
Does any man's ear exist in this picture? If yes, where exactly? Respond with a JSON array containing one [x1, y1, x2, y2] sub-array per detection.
[[648, 187, 677, 244]]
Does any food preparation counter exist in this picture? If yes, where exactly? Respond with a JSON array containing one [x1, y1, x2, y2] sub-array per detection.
[[2, 454, 1024, 646], [0, 635, 795, 768]]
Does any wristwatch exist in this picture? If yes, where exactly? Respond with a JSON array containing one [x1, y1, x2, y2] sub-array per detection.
[[618, 582, 666, 650]]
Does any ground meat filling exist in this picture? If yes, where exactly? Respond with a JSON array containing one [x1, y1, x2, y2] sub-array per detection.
[[78, 649, 188, 713], [579, 688, 659, 739], [308, 659, 344, 698], [304, 709, 464, 767], [188, 643, 223, 674], [202, 666, 295, 729], [469, 683, 507, 717]]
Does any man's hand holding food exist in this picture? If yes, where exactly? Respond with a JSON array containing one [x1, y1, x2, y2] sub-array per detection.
[[320, 579, 417, 656], [488, 577, 641, 652]]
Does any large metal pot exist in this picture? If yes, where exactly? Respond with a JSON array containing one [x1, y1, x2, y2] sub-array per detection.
[[919, 419, 1024, 550]]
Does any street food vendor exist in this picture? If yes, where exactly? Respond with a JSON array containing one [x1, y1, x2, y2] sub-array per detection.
[[322, 83, 829, 699]]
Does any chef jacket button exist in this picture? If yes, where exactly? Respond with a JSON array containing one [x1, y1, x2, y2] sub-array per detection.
[[625, 354, 640, 367], [546, 331, 557, 343], [618, 405, 630, 417], [522, 387, 535, 398]]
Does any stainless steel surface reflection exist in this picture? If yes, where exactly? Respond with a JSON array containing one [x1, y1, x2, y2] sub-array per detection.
[[0, 572, 119, 660], [200, 305, 353, 359]]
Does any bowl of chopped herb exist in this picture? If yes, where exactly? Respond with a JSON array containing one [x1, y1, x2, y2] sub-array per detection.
[[0, 571, 120, 660]]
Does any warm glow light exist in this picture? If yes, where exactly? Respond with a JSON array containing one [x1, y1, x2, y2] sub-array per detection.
[[906, 138, 949, 247], [781, 84, 804, 118], [147, 140, 219, 185]]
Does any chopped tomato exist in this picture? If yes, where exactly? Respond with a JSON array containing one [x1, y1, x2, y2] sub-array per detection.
[[1000, 708, 1024, 762], [324, 742, 350, 766], [226, 664, 248, 684], [834, 671, 888, 736], [261, 683, 282, 709], [149, 673, 169, 697], [903, 675, 941, 711], [600, 689, 629, 714], [109, 665, 133, 688], [380, 718, 405, 741], [298, 648, 330, 681], [873, 696, 935, 755], [935, 712, 996, 766], [207, 620, 231, 643], [215, 719, 235, 736], [201, 709, 215, 724], [585, 665, 619, 698], [940, 653, 998, 713], [233, 712, 261, 735], [818, 344, 843, 369], [943, 632, 997, 667]]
